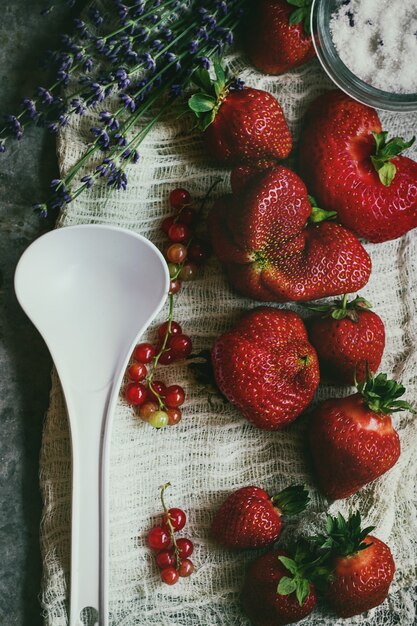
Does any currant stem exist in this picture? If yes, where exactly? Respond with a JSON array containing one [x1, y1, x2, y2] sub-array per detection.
[[159, 482, 181, 569]]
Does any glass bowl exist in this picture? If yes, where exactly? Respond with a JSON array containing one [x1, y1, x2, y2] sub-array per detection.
[[311, 0, 417, 112]]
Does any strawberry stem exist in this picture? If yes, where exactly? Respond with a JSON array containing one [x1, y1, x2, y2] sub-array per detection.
[[271, 484, 310, 516], [371, 131, 415, 187], [356, 366, 415, 415], [188, 59, 242, 131], [305, 294, 372, 322], [313, 510, 375, 557], [287, 0, 314, 36]]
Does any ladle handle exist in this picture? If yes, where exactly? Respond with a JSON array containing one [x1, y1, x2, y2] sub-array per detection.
[[66, 386, 110, 626]]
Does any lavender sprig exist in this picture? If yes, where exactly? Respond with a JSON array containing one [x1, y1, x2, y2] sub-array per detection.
[[2, 0, 247, 217]]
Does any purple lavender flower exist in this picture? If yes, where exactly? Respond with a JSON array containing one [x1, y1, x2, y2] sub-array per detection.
[[91, 82, 106, 103], [115, 68, 131, 89], [151, 39, 164, 52], [22, 98, 38, 120], [83, 58, 94, 72], [74, 19, 88, 38], [57, 70, 70, 86], [135, 26, 149, 43], [197, 27, 209, 41], [217, 1, 228, 15], [46, 121, 59, 134], [159, 26, 173, 42], [88, 7, 103, 27], [91, 127, 111, 149], [230, 77, 245, 91], [170, 84, 182, 96], [32, 202, 48, 218], [7, 115, 24, 140], [120, 93, 136, 113], [114, 133, 128, 147], [189, 40, 199, 54], [108, 169, 128, 190], [141, 53, 156, 72], [37, 87, 54, 105], [99, 111, 120, 131], [58, 114, 69, 127], [198, 56, 211, 70], [81, 175, 93, 189]]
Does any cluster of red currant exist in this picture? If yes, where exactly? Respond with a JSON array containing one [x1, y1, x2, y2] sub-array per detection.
[[124, 187, 211, 429], [148, 483, 194, 585], [125, 326, 190, 428], [162, 187, 210, 295]]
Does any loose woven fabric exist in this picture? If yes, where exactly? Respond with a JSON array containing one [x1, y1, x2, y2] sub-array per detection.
[[40, 55, 417, 625]]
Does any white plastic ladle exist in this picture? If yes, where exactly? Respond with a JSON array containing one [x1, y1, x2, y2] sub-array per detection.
[[14, 224, 169, 626]]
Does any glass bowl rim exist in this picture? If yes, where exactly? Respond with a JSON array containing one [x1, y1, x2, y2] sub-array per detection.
[[311, 0, 417, 112]]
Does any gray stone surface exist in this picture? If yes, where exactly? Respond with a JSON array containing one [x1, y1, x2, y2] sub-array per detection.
[[0, 2, 74, 624]]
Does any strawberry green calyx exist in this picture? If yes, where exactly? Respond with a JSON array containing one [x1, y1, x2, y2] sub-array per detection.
[[371, 131, 415, 187], [314, 511, 375, 558], [188, 59, 239, 131], [271, 484, 310, 516], [356, 367, 415, 415], [308, 195, 337, 224], [287, 0, 314, 35], [306, 294, 372, 322], [277, 542, 330, 606]]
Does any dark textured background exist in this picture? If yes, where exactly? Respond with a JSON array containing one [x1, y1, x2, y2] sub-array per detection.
[[0, 2, 77, 624]]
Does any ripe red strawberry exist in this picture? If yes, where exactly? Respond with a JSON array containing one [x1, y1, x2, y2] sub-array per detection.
[[308, 370, 414, 499], [316, 511, 395, 617], [211, 485, 309, 549], [246, 0, 316, 75], [188, 60, 292, 163], [307, 295, 385, 384], [212, 307, 319, 430], [242, 547, 318, 626], [299, 91, 417, 243], [209, 164, 371, 301]]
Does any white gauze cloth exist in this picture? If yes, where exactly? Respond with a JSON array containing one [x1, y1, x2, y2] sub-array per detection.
[[40, 55, 417, 625]]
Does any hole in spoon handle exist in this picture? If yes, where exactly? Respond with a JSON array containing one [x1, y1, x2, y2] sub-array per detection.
[[66, 386, 110, 626]]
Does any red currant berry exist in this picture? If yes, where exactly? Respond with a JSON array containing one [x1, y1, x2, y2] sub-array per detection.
[[161, 216, 175, 234], [176, 538, 193, 559], [166, 243, 187, 264], [139, 401, 159, 420], [155, 550, 175, 570], [169, 280, 181, 295], [163, 508, 186, 532], [168, 334, 192, 359], [148, 380, 167, 400], [169, 188, 191, 210], [167, 408, 182, 426], [125, 382, 147, 406], [168, 222, 191, 244], [158, 321, 182, 340], [178, 207, 197, 226], [179, 262, 198, 281], [148, 526, 171, 550], [165, 385, 185, 408], [127, 362, 147, 382], [134, 343, 155, 364], [158, 349, 175, 365], [160, 566, 179, 585], [188, 242, 209, 265], [178, 559, 194, 577]]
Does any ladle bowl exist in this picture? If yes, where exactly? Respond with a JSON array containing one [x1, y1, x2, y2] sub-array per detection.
[[14, 224, 169, 626]]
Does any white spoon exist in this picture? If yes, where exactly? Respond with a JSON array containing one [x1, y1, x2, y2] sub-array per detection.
[[14, 224, 169, 626]]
